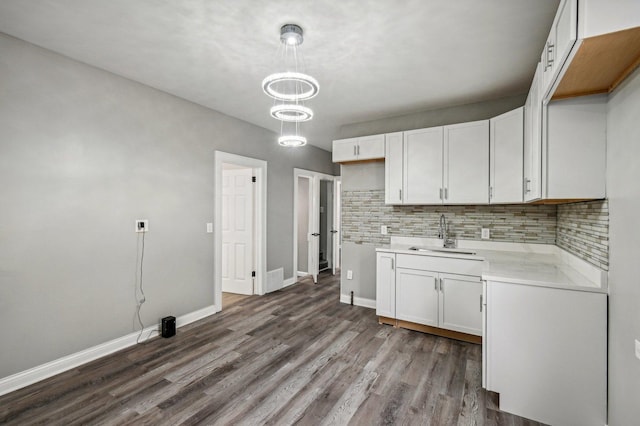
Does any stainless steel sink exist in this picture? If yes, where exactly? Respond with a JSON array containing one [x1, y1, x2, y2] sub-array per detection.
[[408, 246, 477, 256]]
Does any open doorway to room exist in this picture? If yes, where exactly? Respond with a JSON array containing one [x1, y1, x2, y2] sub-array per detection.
[[214, 152, 267, 312], [293, 169, 340, 284]]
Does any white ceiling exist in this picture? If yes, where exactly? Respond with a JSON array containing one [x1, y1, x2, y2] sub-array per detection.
[[0, 0, 559, 151]]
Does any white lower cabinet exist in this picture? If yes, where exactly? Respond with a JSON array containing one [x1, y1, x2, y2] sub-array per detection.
[[377, 252, 483, 337], [396, 268, 438, 326], [485, 280, 606, 426]]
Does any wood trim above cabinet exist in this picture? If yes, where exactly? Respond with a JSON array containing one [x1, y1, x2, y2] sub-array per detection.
[[553, 26, 640, 100]]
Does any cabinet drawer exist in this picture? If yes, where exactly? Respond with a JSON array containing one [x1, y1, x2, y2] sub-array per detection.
[[396, 254, 483, 276]]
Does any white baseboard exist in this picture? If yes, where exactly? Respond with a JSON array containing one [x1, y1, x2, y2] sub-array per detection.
[[339, 294, 376, 309], [283, 276, 297, 288], [0, 304, 218, 397]]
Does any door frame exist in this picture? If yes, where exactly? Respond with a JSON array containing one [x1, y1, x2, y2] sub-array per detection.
[[293, 168, 337, 282], [214, 151, 267, 311]]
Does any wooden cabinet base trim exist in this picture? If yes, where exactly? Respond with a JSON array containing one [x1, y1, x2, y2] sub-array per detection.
[[378, 316, 482, 345]]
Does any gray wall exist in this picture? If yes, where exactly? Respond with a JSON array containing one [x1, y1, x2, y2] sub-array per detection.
[[339, 94, 526, 138], [0, 33, 334, 378], [606, 66, 640, 425]]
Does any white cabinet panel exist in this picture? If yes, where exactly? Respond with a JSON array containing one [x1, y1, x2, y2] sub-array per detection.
[[332, 134, 385, 163], [403, 127, 443, 204], [524, 62, 543, 201], [396, 268, 439, 327], [384, 132, 403, 204], [375, 252, 396, 318], [357, 134, 385, 160], [332, 138, 358, 163], [490, 107, 523, 204], [443, 120, 489, 204], [486, 280, 606, 426], [439, 274, 482, 336]]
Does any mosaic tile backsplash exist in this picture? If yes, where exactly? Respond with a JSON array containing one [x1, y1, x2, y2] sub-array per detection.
[[341, 190, 609, 269], [557, 199, 609, 270]]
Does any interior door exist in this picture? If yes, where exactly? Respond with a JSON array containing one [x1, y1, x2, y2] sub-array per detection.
[[309, 175, 321, 283], [221, 167, 254, 295], [332, 179, 341, 275]]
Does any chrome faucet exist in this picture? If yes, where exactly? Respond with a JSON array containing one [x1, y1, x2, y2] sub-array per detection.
[[438, 214, 456, 248]]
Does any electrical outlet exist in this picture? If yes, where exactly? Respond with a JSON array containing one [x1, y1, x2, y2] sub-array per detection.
[[136, 219, 149, 233], [206, 222, 213, 233], [635, 339, 640, 360], [347, 270, 353, 280], [381, 225, 388, 235], [481, 228, 490, 239]]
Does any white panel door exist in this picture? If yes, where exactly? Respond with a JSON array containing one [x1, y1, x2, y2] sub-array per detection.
[[396, 268, 439, 327], [356, 134, 385, 160], [384, 132, 403, 204], [444, 120, 490, 204], [524, 62, 543, 201], [439, 273, 482, 336], [309, 176, 321, 283], [490, 107, 524, 204], [403, 127, 443, 204], [222, 168, 254, 295], [375, 252, 396, 318], [332, 138, 358, 163]]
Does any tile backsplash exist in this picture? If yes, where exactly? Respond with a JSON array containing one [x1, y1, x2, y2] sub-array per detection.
[[342, 190, 557, 245], [557, 200, 609, 270], [341, 190, 609, 270]]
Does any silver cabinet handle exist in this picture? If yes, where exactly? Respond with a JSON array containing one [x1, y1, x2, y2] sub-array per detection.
[[399, 189, 402, 201], [440, 278, 444, 293], [391, 258, 394, 270], [434, 278, 437, 291], [439, 188, 443, 200], [524, 178, 531, 193], [444, 188, 448, 200], [546, 42, 555, 70], [353, 145, 357, 156], [489, 186, 493, 200], [480, 294, 483, 312]]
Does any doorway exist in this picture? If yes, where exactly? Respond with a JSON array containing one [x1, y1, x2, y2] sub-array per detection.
[[293, 169, 340, 284], [214, 152, 267, 312]]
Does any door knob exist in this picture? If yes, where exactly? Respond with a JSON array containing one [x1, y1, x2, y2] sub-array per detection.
[[311, 233, 320, 236], [330, 230, 338, 233]]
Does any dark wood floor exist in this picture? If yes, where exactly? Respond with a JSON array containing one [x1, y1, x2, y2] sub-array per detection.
[[0, 271, 544, 425]]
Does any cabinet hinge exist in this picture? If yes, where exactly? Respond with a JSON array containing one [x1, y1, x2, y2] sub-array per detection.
[[252, 271, 256, 277], [252, 176, 257, 183]]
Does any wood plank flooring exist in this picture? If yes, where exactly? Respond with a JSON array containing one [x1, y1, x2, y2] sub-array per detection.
[[0, 271, 545, 425]]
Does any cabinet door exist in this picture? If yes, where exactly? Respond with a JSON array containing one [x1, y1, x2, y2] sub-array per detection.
[[439, 274, 482, 336], [396, 268, 439, 327], [332, 138, 358, 163], [384, 132, 403, 204], [490, 107, 523, 204], [524, 62, 542, 201], [552, 0, 577, 82], [357, 134, 385, 160], [376, 253, 396, 318], [403, 127, 443, 204], [444, 120, 490, 204]]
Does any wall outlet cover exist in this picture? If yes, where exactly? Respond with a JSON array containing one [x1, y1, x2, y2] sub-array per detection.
[[381, 225, 388, 235], [481, 228, 490, 239], [635, 339, 640, 360], [206, 222, 213, 233], [136, 219, 149, 233], [347, 270, 353, 280]]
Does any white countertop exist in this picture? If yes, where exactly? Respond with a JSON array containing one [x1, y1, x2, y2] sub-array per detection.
[[376, 237, 607, 293]]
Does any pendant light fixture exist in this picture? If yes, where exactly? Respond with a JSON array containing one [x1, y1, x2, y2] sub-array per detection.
[[263, 24, 319, 147]]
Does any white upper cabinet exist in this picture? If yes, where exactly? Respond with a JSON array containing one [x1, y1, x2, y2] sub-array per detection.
[[403, 127, 443, 204], [443, 120, 490, 204], [384, 132, 403, 204], [524, 62, 543, 202], [332, 134, 385, 163], [541, 0, 578, 99], [490, 107, 524, 204]]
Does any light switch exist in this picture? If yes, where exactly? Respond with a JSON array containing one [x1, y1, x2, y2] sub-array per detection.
[[347, 270, 353, 280], [481, 228, 490, 239], [206, 223, 213, 233]]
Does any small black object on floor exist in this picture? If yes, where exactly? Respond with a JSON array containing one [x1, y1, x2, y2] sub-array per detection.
[[161, 316, 176, 338]]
